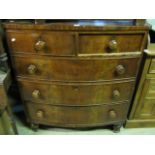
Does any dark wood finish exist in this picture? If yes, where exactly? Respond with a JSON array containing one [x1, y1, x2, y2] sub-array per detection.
[[79, 33, 144, 54], [12, 56, 140, 82], [3, 20, 149, 131], [25, 101, 129, 128], [6, 31, 76, 56], [6, 31, 145, 55], [17, 78, 135, 106]]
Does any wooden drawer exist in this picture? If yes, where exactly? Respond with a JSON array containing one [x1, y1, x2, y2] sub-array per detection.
[[18, 79, 135, 106], [26, 102, 129, 127], [6, 31, 76, 56], [149, 59, 155, 74], [79, 33, 144, 54], [12, 56, 140, 81]]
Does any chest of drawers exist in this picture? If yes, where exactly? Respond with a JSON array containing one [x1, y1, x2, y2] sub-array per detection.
[[3, 20, 149, 132], [126, 44, 155, 128]]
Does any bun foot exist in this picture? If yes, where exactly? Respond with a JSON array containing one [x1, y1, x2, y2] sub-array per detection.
[[30, 123, 39, 132], [113, 124, 122, 133]]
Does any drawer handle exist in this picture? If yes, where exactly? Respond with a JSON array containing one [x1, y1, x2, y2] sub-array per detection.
[[32, 90, 40, 99], [36, 110, 44, 118], [113, 90, 120, 99], [27, 64, 37, 75], [108, 40, 118, 51], [35, 40, 46, 51], [73, 86, 79, 91], [109, 110, 117, 119], [115, 65, 126, 75]]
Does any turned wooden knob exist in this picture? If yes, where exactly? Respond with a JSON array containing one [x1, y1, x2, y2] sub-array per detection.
[[108, 40, 118, 51], [109, 110, 117, 119], [36, 110, 44, 118], [27, 64, 37, 74], [32, 90, 40, 99], [113, 90, 120, 99], [115, 65, 126, 75], [35, 40, 46, 51], [73, 86, 79, 91]]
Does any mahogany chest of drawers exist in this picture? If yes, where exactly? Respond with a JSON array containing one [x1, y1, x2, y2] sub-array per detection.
[[3, 20, 149, 132]]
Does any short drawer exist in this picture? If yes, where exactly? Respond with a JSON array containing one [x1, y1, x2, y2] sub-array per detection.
[[26, 102, 129, 127], [149, 59, 155, 74], [6, 31, 76, 56], [18, 79, 135, 106], [13, 56, 140, 81], [79, 33, 144, 54]]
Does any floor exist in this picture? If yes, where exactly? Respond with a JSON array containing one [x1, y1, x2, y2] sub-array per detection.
[[15, 113, 155, 135]]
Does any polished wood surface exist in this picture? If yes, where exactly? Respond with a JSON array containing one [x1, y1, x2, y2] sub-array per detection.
[[12, 56, 140, 81], [4, 20, 149, 130], [18, 78, 135, 106], [7, 31, 75, 56], [25, 101, 129, 127], [79, 34, 144, 54]]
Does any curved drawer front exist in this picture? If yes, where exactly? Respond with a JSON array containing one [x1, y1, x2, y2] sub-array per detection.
[[13, 56, 140, 81], [6, 31, 145, 55], [18, 79, 134, 106], [7, 31, 76, 56], [26, 102, 129, 127]]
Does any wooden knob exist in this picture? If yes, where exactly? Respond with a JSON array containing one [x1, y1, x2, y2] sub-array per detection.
[[109, 110, 117, 119], [113, 90, 120, 99], [35, 40, 46, 51], [36, 110, 44, 118], [115, 65, 125, 75], [73, 86, 79, 91], [108, 40, 117, 51], [32, 90, 40, 99], [27, 64, 37, 74]]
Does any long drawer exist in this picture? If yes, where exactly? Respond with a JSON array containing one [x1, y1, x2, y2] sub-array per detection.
[[18, 78, 135, 106], [26, 102, 129, 127], [12, 56, 140, 82], [6, 31, 144, 55]]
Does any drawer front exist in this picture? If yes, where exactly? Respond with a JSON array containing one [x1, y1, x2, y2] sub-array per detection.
[[26, 102, 129, 127], [6, 31, 76, 56], [13, 56, 140, 81], [18, 79, 135, 106], [149, 59, 155, 74], [79, 34, 144, 54]]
